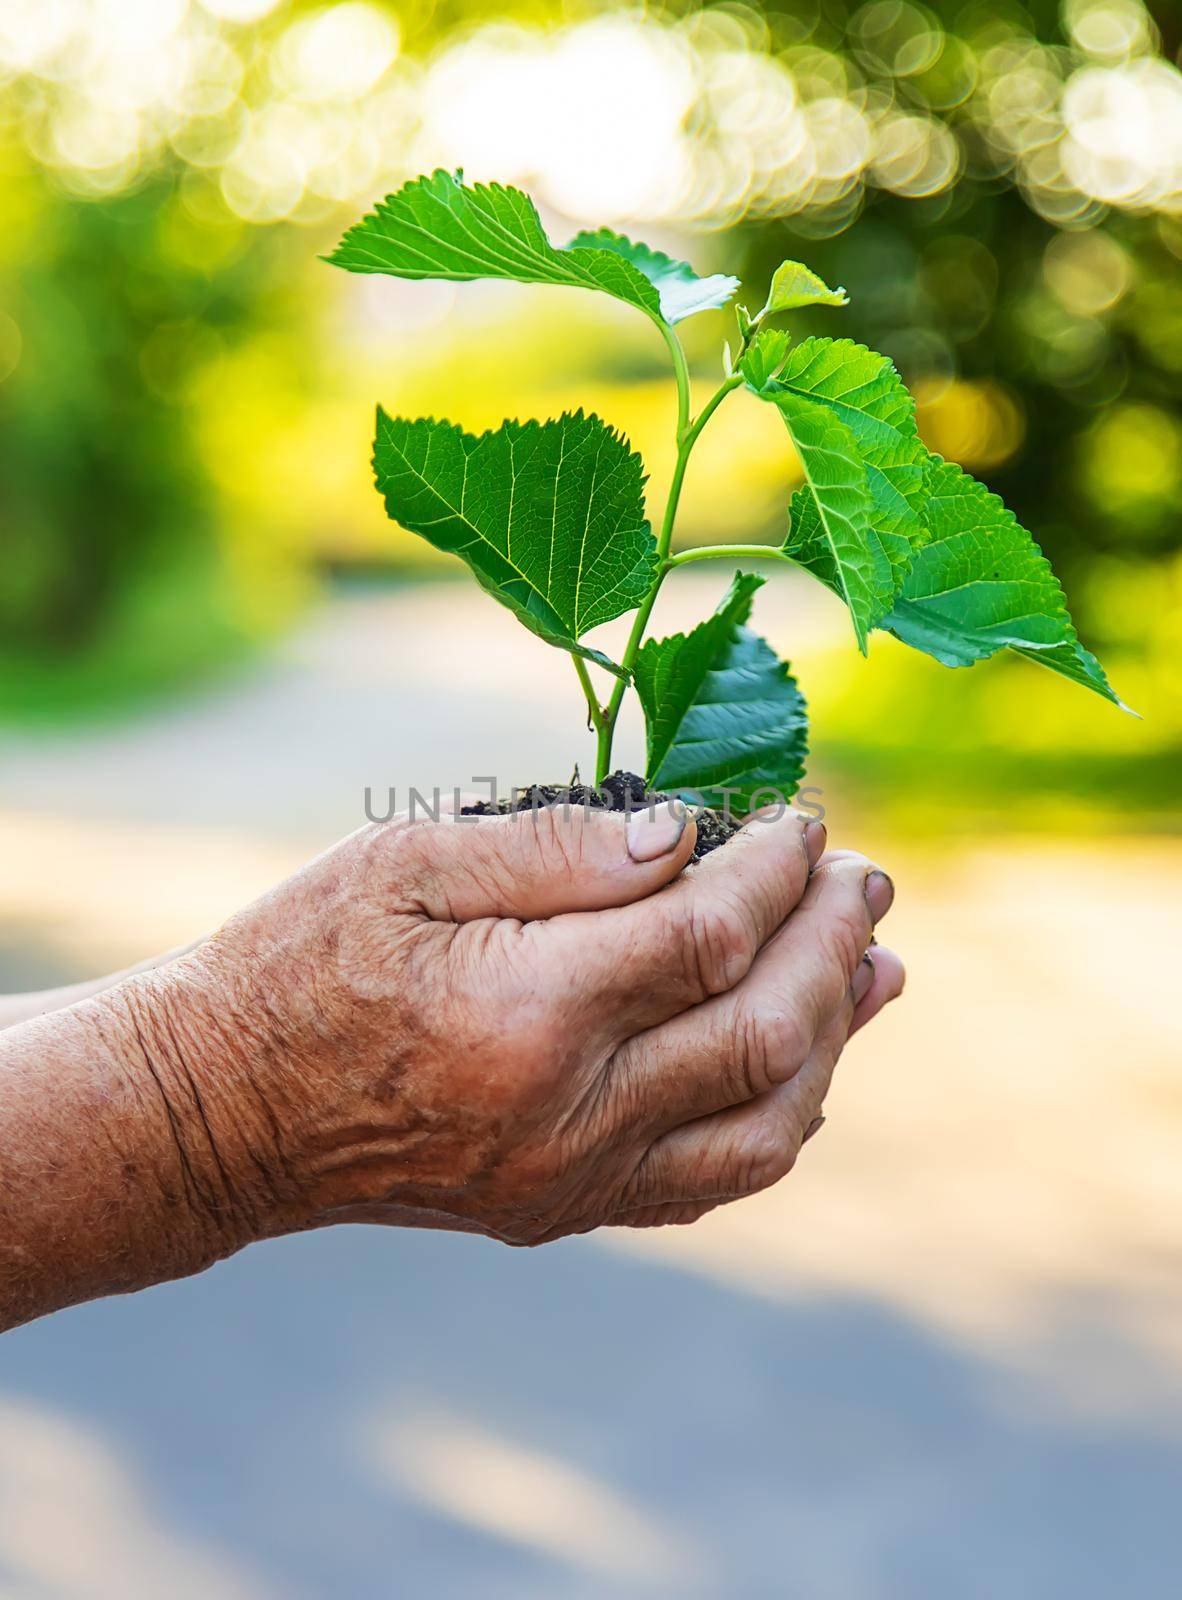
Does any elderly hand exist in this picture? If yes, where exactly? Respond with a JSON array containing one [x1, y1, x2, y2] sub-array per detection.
[[0, 802, 902, 1329], [117, 802, 901, 1249]]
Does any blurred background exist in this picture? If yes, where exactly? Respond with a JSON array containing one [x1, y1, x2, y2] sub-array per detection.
[[0, 1, 1179, 1596]]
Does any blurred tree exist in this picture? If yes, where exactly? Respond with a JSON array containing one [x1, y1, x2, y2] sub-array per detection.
[[0, 173, 267, 656], [740, 1, 1182, 654]]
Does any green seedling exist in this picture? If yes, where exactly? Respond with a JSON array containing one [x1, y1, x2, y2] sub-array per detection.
[[328, 170, 1129, 807]]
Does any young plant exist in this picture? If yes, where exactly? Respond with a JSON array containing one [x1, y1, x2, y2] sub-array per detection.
[[327, 170, 1128, 811]]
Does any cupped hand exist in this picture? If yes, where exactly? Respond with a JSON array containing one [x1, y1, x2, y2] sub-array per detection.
[[119, 802, 902, 1255]]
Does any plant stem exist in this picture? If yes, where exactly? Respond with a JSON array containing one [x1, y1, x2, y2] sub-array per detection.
[[667, 543, 792, 568], [681, 372, 742, 454], [570, 653, 605, 731], [594, 714, 615, 786], [656, 318, 692, 443], [592, 335, 746, 783]]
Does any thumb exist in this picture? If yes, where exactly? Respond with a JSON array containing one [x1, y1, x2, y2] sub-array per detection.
[[392, 798, 697, 921]]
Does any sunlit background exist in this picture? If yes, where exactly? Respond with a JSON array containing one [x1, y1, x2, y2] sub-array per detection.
[[1, 2, 1180, 1596]]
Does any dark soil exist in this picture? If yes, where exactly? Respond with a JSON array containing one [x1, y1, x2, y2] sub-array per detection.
[[460, 769, 740, 861]]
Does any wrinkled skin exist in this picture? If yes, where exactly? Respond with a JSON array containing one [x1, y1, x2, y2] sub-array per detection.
[[115, 803, 903, 1254]]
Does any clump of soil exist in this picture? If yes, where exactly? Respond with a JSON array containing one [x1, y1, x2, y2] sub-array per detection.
[[460, 769, 740, 861]]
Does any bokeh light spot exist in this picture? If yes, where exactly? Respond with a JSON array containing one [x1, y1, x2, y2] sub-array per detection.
[[915, 377, 1025, 469], [276, 3, 400, 104], [1064, 0, 1158, 65], [852, 2, 944, 79], [1081, 403, 1182, 520], [1043, 230, 1131, 316], [872, 112, 960, 197]]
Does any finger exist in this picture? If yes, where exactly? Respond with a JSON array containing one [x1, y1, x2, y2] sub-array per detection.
[[375, 799, 699, 921], [544, 808, 829, 1040], [850, 943, 905, 1035], [619, 1003, 850, 1213], [607, 850, 886, 1128]]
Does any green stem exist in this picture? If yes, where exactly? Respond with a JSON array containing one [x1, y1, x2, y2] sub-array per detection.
[[595, 715, 615, 787], [667, 543, 792, 568], [592, 340, 745, 783], [571, 653, 605, 732], [656, 317, 692, 443], [681, 372, 742, 454]]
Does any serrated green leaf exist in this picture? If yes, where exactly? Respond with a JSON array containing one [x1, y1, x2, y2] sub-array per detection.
[[566, 228, 738, 324], [634, 572, 808, 811], [328, 170, 734, 327], [785, 482, 896, 625], [744, 334, 927, 592], [760, 260, 849, 315], [373, 409, 657, 678], [880, 456, 1129, 709], [774, 338, 927, 577], [749, 388, 882, 652]]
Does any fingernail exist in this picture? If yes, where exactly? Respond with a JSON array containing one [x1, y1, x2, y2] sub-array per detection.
[[627, 800, 689, 862], [803, 1115, 826, 1144], [804, 819, 827, 869], [864, 869, 895, 923], [851, 951, 875, 1004]]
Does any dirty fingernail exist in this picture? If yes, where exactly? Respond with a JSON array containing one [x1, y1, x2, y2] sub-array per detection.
[[804, 819, 827, 869], [851, 951, 875, 1004], [627, 800, 689, 862], [864, 869, 895, 923], [803, 1115, 826, 1144]]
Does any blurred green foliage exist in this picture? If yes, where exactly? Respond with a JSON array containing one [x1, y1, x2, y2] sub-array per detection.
[[0, 159, 318, 714]]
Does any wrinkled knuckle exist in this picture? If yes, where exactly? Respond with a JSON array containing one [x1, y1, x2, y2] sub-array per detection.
[[598, 1049, 647, 1138], [741, 997, 812, 1091], [527, 804, 591, 881], [736, 1114, 799, 1195], [730, 1007, 771, 1098], [688, 898, 757, 996], [623, 1148, 665, 1210]]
